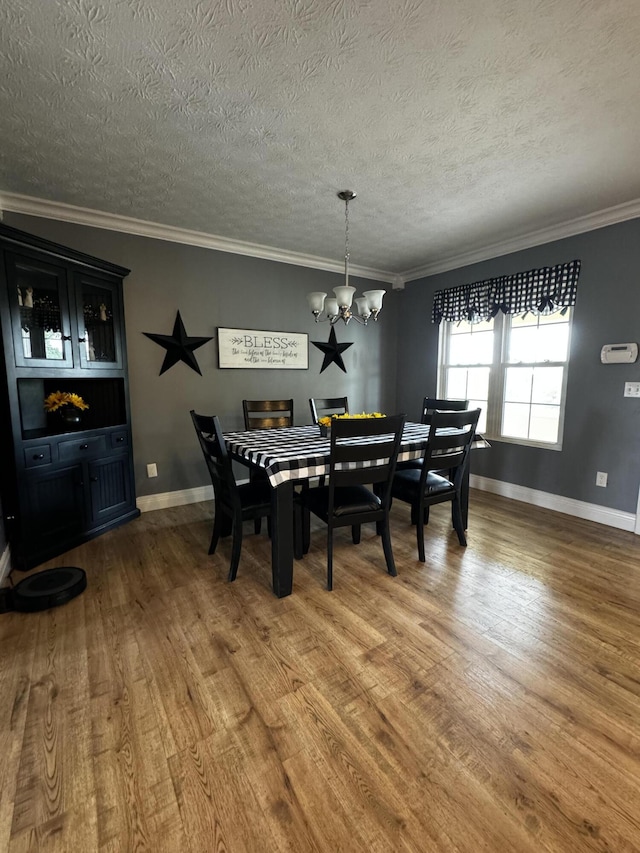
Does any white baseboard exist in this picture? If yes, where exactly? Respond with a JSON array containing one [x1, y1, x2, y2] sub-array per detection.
[[137, 484, 213, 513], [470, 474, 637, 532], [138, 477, 637, 533], [0, 545, 11, 586]]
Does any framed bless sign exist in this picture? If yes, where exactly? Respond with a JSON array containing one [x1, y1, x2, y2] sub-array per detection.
[[217, 328, 309, 369]]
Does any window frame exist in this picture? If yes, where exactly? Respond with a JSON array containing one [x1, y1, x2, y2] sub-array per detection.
[[437, 309, 572, 451]]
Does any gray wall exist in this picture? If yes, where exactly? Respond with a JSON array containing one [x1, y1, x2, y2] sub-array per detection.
[[6, 213, 399, 497], [396, 218, 640, 514]]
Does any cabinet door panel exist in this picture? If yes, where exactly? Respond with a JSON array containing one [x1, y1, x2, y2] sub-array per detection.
[[74, 273, 123, 369], [6, 252, 75, 368], [24, 465, 85, 544], [89, 455, 133, 525]]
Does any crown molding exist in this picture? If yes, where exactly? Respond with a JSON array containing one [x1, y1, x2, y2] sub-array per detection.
[[4, 190, 640, 288], [0, 191, 395, 285], [401, 197, 640, 282]]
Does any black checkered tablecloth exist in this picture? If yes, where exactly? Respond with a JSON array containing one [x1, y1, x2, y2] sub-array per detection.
[[224, 422, 435, 488]]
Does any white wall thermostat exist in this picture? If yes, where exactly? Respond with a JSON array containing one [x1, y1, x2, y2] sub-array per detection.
[[600, 343, 638, 364]]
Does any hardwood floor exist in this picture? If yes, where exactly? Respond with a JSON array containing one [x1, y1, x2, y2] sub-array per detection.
[[2, 491, 640, 852]]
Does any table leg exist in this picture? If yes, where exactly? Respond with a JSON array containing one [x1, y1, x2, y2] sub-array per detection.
[[271, 481, 294, 597]]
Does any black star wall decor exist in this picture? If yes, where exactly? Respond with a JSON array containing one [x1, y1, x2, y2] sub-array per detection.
[[311, 326, 354, 374], [143, 311, 213, 376]]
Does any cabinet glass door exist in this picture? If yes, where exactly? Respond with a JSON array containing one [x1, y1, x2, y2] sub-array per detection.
[[8, 253, 74, 368], [74, 273, 123, 369]]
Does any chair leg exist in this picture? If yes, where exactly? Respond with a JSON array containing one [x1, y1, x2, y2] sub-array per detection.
[[416, 503, 426, 562], [351, 524, 361, 544], [208, 505, 223, 555], [228, 518, 243, 581], [381, 518, 397, 577], [327, 528, 334, 590], [267, 516, 272, 539], [452, 497, 467, 546]]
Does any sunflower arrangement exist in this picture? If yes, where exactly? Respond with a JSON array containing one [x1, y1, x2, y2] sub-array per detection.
[[44, 391, 89, 412], [318, 411, 385, 427]]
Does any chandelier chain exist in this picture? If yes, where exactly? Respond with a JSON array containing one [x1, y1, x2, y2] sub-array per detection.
[[345, 197, 350, 268]]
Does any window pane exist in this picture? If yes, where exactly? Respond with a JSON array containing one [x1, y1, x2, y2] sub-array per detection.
[[446, 368, 468, 399], [530, 405, 560, 443], [532, 366, 563, 404], [508, 326, 538, 362], [507, 316, 570, 363], [449, 330, 493, 365], [538, 311, 568, 325], [468, 400, 487, 433], [467, 367, 490, 401], [450, 318, 494, 334], [537, 324, 569, 362], [502, 402, 530, 438], [510, 313, 538, 329], [504, 367, 533, 402]]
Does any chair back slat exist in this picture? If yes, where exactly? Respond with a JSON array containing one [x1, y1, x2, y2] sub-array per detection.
[[243, 399, 294, 430], [309, 396, 349, 424], [421, 396, 469, 424]]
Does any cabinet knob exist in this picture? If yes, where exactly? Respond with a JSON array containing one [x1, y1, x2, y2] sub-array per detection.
[[90, 476, 99, 482], [78, 337, 86, 343], [115, 436, 124, 442], [33, 453, 45, 460], [80, 444, 89, 450], [62, 335, 72, 341]]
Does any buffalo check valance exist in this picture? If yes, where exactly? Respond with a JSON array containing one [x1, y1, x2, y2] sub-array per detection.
[[432, 259, 581, 324]]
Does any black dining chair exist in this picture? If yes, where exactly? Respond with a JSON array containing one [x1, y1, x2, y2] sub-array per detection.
[[190, 410, 271, 581], [390, 408, 481, 562], [243, 399, 294, 430], [309, 396, 349, 424], [295, 414, 406, 590], [241, 399, 294, 530], [397, 396, 471, 480]]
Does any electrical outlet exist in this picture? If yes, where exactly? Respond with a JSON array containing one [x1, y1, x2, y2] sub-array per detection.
[[146, 463, 158, 478], [596, 471, 608, 487], [624, 381, 640, 397]]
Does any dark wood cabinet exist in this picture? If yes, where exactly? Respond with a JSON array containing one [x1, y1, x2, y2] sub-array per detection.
[[0, 223, 139, 571]]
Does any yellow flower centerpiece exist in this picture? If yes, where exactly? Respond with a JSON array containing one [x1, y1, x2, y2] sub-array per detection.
[[44, 391, 89, 427], [318, 411, 385, 436]]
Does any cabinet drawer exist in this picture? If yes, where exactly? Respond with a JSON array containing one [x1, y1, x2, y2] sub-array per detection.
[[24, 444, 52, 468], [59, 435, 107, 462], [110, 430, 129, 450]]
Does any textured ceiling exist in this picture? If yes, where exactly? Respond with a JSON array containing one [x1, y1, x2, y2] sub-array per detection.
[[1, 0, 640, 277]]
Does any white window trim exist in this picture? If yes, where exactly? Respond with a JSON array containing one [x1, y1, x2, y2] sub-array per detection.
[[437, 311, 572, 451]]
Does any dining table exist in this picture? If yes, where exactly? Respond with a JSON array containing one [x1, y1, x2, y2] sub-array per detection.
[[223, 421, 482, 598]]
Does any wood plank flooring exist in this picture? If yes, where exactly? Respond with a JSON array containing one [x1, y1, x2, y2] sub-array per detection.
[[2, 491, 640, 852]]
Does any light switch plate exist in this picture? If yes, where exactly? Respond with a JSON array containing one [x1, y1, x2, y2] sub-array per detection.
[[624, 381, 640, 397]]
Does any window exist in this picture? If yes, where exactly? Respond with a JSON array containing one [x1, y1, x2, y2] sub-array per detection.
[[438, 310, 572, 449]]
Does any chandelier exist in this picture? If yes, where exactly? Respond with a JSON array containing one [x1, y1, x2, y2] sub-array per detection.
[[307, 190, 385, 325]]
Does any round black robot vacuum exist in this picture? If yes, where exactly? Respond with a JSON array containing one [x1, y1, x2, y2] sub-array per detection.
[[0, 567, 87, 613]]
